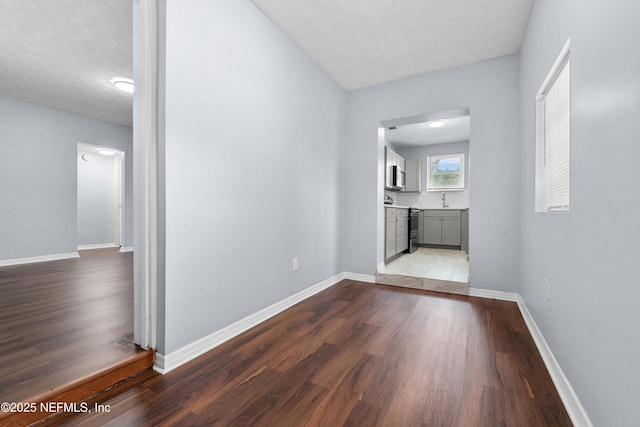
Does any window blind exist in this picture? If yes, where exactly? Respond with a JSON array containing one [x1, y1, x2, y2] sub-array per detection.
[[544, 59, 571, 212]]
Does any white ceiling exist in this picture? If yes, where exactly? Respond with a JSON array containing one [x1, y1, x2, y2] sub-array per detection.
[[0, 0, 133, 127], [385, 115, 471, 147], [0, 1, 533, 129], [253, 0, 534, 90]]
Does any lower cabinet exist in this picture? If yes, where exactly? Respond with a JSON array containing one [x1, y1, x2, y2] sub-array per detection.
[[385, 210, 397, 259], [396, 209, 409, 253], [421, 210, 462, 247], [385, 207, 409, 260], [461, 209, 469, 253]]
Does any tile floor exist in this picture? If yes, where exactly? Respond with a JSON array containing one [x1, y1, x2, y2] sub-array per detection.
[[379, 247, 469, 283]]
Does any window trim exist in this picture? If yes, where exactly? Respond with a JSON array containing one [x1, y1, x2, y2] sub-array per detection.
[[535, 39, 571, 213], [426, 153, 466, 192]]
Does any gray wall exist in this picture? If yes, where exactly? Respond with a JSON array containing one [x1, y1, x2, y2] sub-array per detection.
[[77, 149, 119, 246], [0, 96, 133, 260], [341, 55, 520, 290], [159, 0, 345, 354], [519, 0, 640, 424]]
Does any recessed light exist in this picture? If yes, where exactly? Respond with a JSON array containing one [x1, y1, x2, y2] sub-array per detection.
[[97, 148, 117, 156], [110, 77, 134, 93], [427, 120, 447, 128]]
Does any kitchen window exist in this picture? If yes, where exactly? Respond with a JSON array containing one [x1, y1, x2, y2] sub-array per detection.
[[535, 39, 571, 213], [427, 153, 465, 191]]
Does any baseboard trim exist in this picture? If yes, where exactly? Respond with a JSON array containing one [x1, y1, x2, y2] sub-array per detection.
[[516, 296, 593, 427], [0, 252, 80, 267], [119, 246, 134, 253], [467, 287, 519, 301], [78, 243, 118, 250], [155, 272, 354, 374]]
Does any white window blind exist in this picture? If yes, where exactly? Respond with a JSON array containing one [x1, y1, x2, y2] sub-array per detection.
[[536, 39, 571, 213], [543, 59, 571, 212]]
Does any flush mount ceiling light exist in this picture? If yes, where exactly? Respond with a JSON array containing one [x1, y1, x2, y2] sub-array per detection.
[[96, 148, 118, 156], [110, 77, 134, 93], [427, 120, 447, 128]]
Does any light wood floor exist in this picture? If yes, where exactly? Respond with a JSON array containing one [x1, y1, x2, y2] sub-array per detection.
[[64, 279, 571, 426], [0, 248, 141, 405]]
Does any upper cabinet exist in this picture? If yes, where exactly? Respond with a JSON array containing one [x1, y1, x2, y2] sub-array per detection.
[[385, 146, 406, 191], [404, 160, 422, 192]]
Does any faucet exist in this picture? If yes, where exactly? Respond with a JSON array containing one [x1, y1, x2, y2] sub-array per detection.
[[441, 192, 449, 208]]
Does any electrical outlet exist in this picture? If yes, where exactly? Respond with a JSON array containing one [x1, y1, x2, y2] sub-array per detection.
[[544, 278, 551, 301], [292, 258, 298, 272]]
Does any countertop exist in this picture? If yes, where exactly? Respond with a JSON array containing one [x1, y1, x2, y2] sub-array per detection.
[[419, 208, 468, 211], [385, 205, 468, 210]]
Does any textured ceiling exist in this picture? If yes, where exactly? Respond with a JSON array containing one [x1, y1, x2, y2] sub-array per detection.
[[0, 0, 133, 127], [0, 1, 533, 129], [253, 0, 534, 90]]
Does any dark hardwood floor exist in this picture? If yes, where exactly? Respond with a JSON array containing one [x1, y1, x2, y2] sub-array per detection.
[[63, 279, 572, 427], [0, 248, 142, 405]]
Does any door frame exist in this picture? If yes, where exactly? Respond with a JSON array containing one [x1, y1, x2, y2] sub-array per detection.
[[134, 0, 158, 351], [115, 153, 124, 247]]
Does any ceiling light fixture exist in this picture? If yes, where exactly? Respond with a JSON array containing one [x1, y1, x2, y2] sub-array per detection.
[[110, 77, 134, 93], [96, 148, 118, 156], [427, 120, 447, 128]]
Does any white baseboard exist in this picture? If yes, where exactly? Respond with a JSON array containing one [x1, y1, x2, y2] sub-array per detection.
[[119, 246, 134, 253], [155, 272, 353, 374], [78, 243, 118, 250], [468, 287, 519, 301], [516, 296, 593, 427], [0, 252, 80, 267]]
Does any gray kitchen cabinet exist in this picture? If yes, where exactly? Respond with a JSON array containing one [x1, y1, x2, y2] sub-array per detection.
[[386, 207, 410, 259], [384, 147, 405, 191], [384, 148, 394, 189], [396, 208, 409, 253], [422, 209, 462, 247], [404, 160, 421, 192], [385, 208, 397, 259], [423, 216, 442, 245], [461, 209, 469, 254], [442, 217, 461, 246]]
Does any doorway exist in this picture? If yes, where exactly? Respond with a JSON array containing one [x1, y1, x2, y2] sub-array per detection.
[[77, 143, 125, 250], [376, 108, 471, 293]]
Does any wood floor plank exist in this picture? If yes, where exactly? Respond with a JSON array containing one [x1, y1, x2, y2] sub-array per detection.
[[63, 280, 573, 427], [343, 400, 382, 427], [0, 248, 140, 405], [304, 353, 382, 426]]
